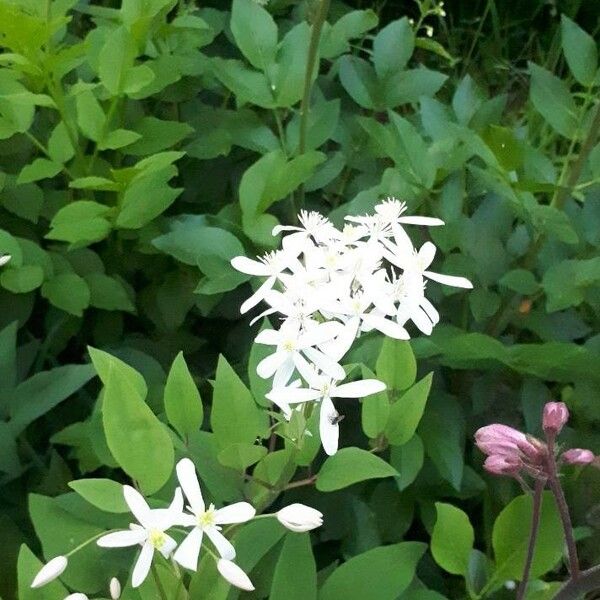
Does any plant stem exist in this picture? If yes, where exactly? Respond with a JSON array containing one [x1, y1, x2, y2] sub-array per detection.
[[546, 433, 580, 580], [151, 562, 169, 600], [554, 564, 600, 600], [283, 475, 317, 490], [297, 0, 330, 207], [516, 478, 545, 600]]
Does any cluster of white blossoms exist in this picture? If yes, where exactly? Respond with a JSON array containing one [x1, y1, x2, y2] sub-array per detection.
[[31, 459, 323, 593], [232, 199, 472, 455]]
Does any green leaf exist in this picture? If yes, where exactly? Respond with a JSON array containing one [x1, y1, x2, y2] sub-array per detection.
[[97, 128, 141, 150], [217, 442, 267, 470], [492, 492, 562, 580], [385, 373, 433, 446], [339, 56, 381, 109], [316, 447, 398, 492], [88, 347, 147, 399], [320, 542, 426, 600], [431, 502, 474, 576], [373, 18, 414, 78], [0, 264, 43, 293], [390, 434, 424, 490], [41, 273, 90, 316], [48, 122, 74, 164], [17, 158, 62, 184], [98, 26, 135, 96], [230, 0, 278, 71], [383, 68, 447, 107], [47, 200, 112, 247], [125, 116, 193, 155], [164, 352, 203, 438], [361, 365, 390, 438], [543, 257, 600, 312], [271, 533, 317, 600], [274, 23, 310, 107], [68, 478, 129, 513], [320, 10, 379, 59], [99, 352, 174, 494], [529, 63, 578, 138], [75, 89, 106, 141], [499, 269, 539, 295], [85, 273, 134, 312], [561, 16, 598, 86], [210, 354, 268, 449], [18, 545, 69, 600], [375, 338, 417, 392]]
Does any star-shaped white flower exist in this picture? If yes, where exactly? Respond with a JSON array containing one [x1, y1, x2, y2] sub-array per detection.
[[97, 486, 183, 588], [173, 459, 256, 571]]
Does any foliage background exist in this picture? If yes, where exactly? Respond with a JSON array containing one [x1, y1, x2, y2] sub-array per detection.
[[0, 0, 599, 598]]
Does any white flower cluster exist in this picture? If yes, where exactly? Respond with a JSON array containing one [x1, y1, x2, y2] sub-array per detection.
[[232, 199, 472, 455], [31, 459, 322, 593]]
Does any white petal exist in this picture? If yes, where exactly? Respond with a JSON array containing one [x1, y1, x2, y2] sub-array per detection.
[[418, 242, 437, 269], [206, 526, 236, 560], [169, 487, 184, 514], [131, 543, 154, 588], [298, 321, 342, 349], [303, 347, 345, 380], [176, 458, 205, 514], [256, 351, 287, 379], [174, 528, 204, 571], [277, 504, 323, 532], [31, 556, 68, 588], [272, 356, 296, 389], [110, 577, 121, 600], [215, 502, 256, 524], [123, 486, 152, 529], [240, 276, 275, 314], [65, 595, 89, 600], [424, 270, 473, 288], [230, 256, 270, 276], [361, 313, 410, 340], [319, 396, 339, 456], [320, 317, 359, 362], [267, 387, 321, 405], [159, 533, 178, 558], [399, 216, 445, 226], [254, 328, 281, 345], [421, 298, 440, 324], [333, 379, 386, 399], [408, 305, 434, 335], [217, 559, 255, 591], [292, 353, 321, 387], [97, 529, 147, 548]]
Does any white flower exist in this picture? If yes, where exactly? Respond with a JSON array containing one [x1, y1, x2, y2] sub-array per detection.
[[267, 376, 386, 455], [273, 210, 339, 249], [0, 254, 11, 267], [173, 458, 256, 571], [255, 320, 345, 387], [97, 486, 183, 588], [217, 559, 255, 591], [64, 595, 88, 600], [110, 577, 121, 599], [31, 556, 68, 588], [277, 504, 323, 532]]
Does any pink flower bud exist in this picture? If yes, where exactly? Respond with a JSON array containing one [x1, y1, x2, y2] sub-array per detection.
[[484, 455, 522, 476], [543, 402, 569, 435], [475, 425, 525, 453], [562, 448, 595, 465]]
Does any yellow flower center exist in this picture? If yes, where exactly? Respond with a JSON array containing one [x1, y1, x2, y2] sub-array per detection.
[[198, 505, 217, 528], [282, 339, 295, 352], [148, 529, 166, 550]]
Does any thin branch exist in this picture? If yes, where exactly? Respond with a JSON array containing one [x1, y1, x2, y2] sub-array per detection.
[[553, 564, 600, 600]]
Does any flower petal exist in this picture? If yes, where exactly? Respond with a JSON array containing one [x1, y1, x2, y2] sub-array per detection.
[[361, 313, 410, 340], [399, 216, 445, 226], [424, 270, 473, 288], [123, 486, 152, 529], [176, 458, 205, 514], [254, 328, 281, 345], [303, 347, 345, 380], [206, 526, 236, 560], [97, 529, 147, 548], [256, 351, 287, 379], [217, 559, 255, 591], [418, 242, 436, 269], [215, 502, 256, 524], [159, 533, 178, 559], [267, 387, 321, 405], [319, 396, 339, 456], [240, 276, 275, 314], [174, 528, 204, 571], [298, 321, 342, 349], [131, 543, 154, 588], [230, 256, 270, 276], [333, 379, 386, 399]]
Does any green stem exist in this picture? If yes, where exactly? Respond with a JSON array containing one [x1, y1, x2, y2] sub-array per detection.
[[297, 0, 330, 207], [65, 530, 118, 557], [87, 95, 121, 174], [151, 562, 169, 600], [24, 131, 74, 180], [516, 479, 545, 600]]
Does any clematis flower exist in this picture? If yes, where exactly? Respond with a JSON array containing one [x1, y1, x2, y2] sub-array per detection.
[[31, 556, 68, 588], [277, 504, 323, 532], [173, 459, 256, 571], [272, 210, 339, 250], [217, 559, 255, 591], [97, 486, 183, 588]]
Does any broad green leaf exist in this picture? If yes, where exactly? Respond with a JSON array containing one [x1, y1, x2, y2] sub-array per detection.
[[85, 273, 135, 312], [320, 542, 426, 600], [0, 264, 43, 293], [529, 63, 578, 138], [230, 0, 278, 71], [210, 354, 268, 449], [75, 89, 106, 141], [385, 373, 433, 446], [383, 68, 447, 107], [68, 478, 129, 513], [217, 442, 267, 470], [561, 16, 598, 86], [431, 502, 474, 576], [499, 269, 539, 295], [98, 26, 135, 96], [390, 434, 424, 490], [98, 128, 141, 150], [339, 55, 381, 109], [375, 338, 417, 392], [320, 10, 379, 59], [274, 22, 310, 107], [18, 545, 69, 600], [271, 533, 317, 600], [48, 122, 74, 164], [46, 200, 112, 246], [101, 353, 174, 493], [41, 273, 90, 316], [492, 492, 562, 580], [164, 352, 203, 438], [373, 18, 414, 78], [88, 347, 147, 399], [360, 365, 390, 438], [125, 116, 193, 155], [17, 158, 62, 184], [316, 447, 398, 492]]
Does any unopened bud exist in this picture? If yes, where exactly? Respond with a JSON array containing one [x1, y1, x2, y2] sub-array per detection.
[[31, 556, 68, 588], [484, 455, 521, 476], [217, 559, 255, 591], [110, 577, 121, 599], [64, 594, 89, 600], [543, 402, 569, 435], [562, 448, 594, 465], [0, 254, 11, 266], [277, 503, 323, 532]]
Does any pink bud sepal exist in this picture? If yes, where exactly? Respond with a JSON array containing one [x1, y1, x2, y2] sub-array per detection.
[[561, 448, 595, 466], [542, 402, 569, 435]]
